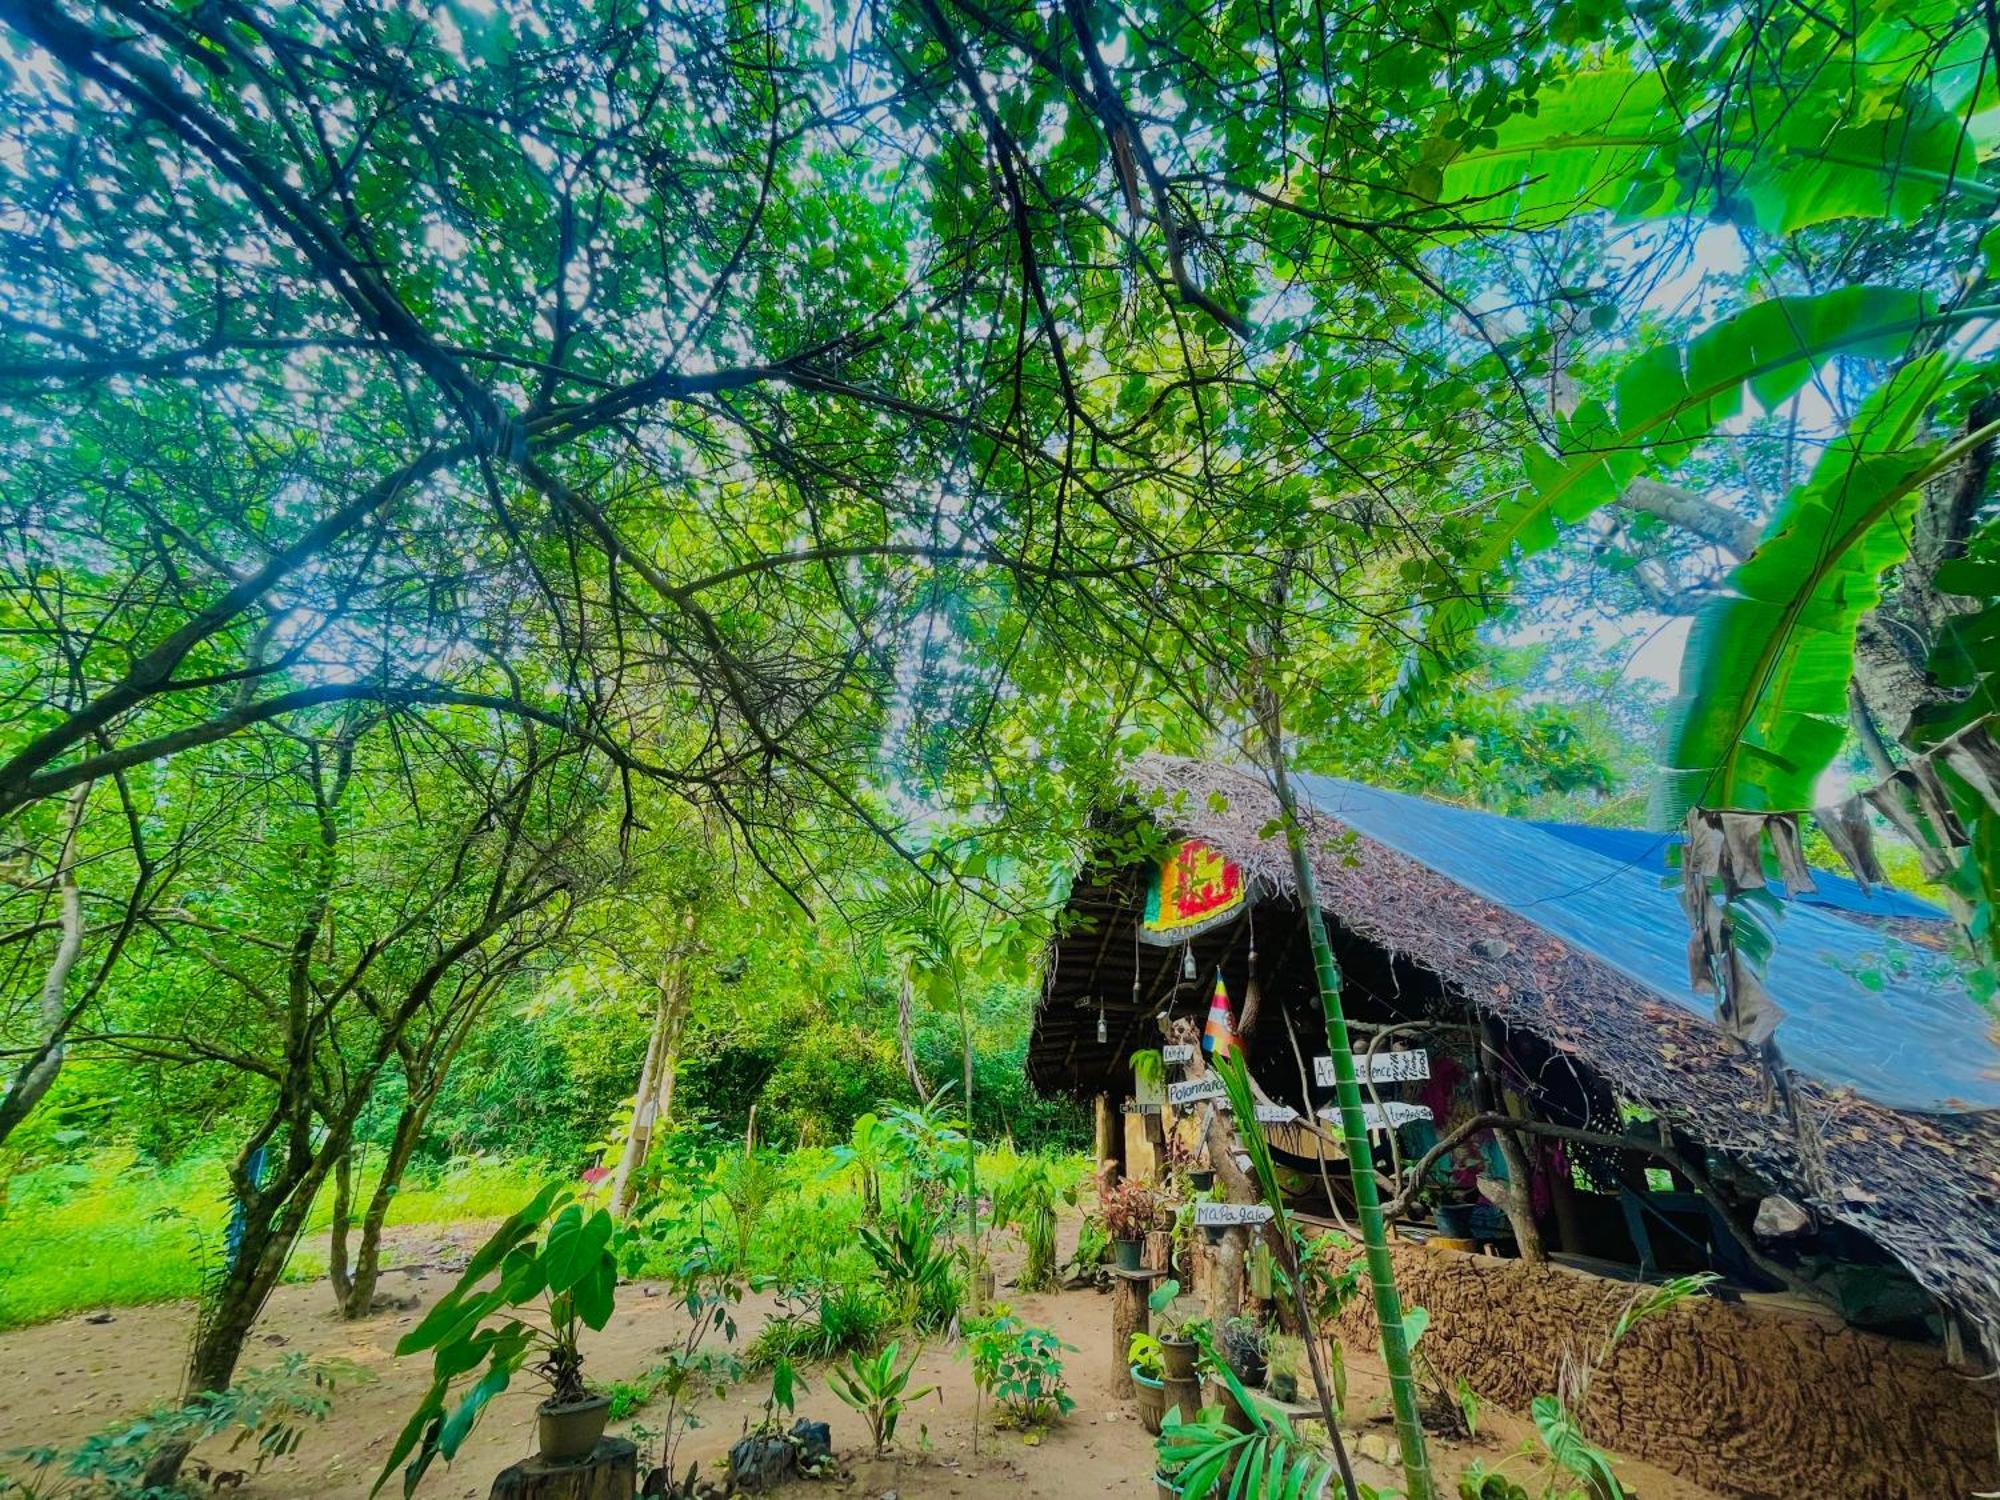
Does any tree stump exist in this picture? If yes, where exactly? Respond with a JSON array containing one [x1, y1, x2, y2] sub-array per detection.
[[489, 1438, 637, 1500], [1110, 1267, 1163, 1397]]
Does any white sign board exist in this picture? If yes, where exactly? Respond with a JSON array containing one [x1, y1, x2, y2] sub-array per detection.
[[1253, 1104, 1299, 1124], [1314, 1050, 1430, 1087], [1168, 1077, 1228, 1107], [1319, 1102, 1433, 1130], [1121, 1101, 1161, 1115], [1194, 1201, 1275, 1227], [1161, 1044, 1196, 1065]]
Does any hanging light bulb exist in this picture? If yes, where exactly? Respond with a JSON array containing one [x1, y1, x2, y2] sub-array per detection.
[[1096, 1004, 1109, 1045], [1181, 944, 1196, 980]]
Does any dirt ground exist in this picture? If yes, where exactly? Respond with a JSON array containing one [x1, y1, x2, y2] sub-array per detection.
[[0, 1221, 1725, 1500]]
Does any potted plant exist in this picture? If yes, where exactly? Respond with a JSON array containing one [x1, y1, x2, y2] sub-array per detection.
[[1100, 1178, 1161, 1272], [1220, 1316, 1268, 1388], [1147, 1279, 1201, 1383], [374, 1184, 619, 1495], [1264, 1333, 1303, 1404], [1128, 1331, 1168, 1435]]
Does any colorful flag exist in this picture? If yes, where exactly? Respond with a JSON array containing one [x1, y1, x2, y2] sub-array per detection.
[[1202, 974, 1239, 1061]]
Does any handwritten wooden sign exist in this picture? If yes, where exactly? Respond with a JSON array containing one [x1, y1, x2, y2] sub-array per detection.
[[1314, 1050, 1430, 1088], [1121, 1101, 1162, 1115], [1318, 1101, 1432, 1129], [1204, 1097, 1300, 1124], [1162, 1044, 1196, 1065], [1194, 1201, 1275, 1227], [1168, 1077, 1228, 1106]]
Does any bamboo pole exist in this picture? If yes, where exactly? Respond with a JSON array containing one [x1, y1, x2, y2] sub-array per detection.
[[1257, 714, 1436, 1500]]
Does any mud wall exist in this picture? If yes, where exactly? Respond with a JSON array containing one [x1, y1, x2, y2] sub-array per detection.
[[1328, 1245, 2000, 1500]]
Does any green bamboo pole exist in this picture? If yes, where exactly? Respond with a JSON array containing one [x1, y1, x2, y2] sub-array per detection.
[[1267, 750, 1437, 1500]]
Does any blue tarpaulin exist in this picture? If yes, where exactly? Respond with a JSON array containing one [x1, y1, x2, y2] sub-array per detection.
[[1527, 820, 1946, 922], [1293, 772, 1999, 1115]]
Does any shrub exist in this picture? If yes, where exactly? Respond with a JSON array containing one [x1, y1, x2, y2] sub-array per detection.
[[964, 1309, 1074, 1431], [826, 1342, 936, 1456]]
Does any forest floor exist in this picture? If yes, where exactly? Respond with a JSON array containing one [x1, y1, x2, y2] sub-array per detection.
[[0, 1218, 1724, 1500]]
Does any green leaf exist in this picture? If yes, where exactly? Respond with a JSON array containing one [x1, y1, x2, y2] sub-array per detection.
[[1658, 353, 1988, 817]]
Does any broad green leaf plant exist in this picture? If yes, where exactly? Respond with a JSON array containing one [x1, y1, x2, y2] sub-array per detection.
[[374, 1185, 620, 1497]]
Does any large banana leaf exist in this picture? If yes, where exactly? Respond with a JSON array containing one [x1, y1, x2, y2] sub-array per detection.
[[1398, 287, 1975, 703], [1425, 33, 1993, 234], [1655, 354, 1995, 820]]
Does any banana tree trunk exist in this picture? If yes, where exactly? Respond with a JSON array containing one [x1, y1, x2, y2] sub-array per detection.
[[1267, 750, 1437, 1500]]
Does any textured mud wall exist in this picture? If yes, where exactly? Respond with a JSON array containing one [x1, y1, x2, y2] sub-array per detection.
[[1329, 1246, 2000, 1500]]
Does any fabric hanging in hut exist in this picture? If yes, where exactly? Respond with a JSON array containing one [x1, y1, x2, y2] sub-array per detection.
[[1138, 836, 1249, 944]]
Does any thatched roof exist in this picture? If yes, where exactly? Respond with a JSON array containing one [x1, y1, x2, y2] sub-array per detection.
[[1032, 755, 2000, 1358]]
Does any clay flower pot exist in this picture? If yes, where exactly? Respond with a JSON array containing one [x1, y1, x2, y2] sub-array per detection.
[[1131, 1367, 1167, 1435], [537, 1393, 610, 1463], [1159, 1333, 1199, 1383]]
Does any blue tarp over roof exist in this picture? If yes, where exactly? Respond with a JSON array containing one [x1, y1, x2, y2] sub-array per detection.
[[1292, 772, 1999, 1114], [1527, 820, 1946, 922]]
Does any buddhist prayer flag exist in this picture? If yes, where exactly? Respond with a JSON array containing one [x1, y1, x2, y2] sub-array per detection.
[[1140, 838, 1247, 943], [1203, 974, 1240, 1061]]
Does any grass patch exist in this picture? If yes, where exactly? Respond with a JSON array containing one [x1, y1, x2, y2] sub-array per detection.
[[0, 1150, 548, 1330]]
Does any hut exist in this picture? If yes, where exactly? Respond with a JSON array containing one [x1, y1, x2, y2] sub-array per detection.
[[1030, 756, 2000, 1499]]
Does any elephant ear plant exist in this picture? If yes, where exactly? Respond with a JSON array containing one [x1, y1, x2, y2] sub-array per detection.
[[374, 1183, 619, 1497]]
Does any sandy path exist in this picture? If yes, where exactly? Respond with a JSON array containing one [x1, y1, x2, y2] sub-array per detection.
[[0, 1222, 1722, 1499]]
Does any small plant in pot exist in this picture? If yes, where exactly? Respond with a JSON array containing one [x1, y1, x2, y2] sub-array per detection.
[[375, 1183, 619, 1495], [1146, 1278, 1202, 1383], [1099, 1178, 1161, 1272], [1263, 1332, 1303, 1404], [1128, 1331, 1168, 1435], [1220, 1316, 1268, 1388]]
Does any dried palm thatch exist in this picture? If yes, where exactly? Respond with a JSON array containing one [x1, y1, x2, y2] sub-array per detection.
[[1035, 755, 2000, 1361]]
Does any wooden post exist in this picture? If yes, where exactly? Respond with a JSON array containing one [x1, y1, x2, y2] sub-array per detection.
[[489, 1439, 636, 1500], [1094, 1093, 1117, 1175], [1110, 1267, 1163, 1397]]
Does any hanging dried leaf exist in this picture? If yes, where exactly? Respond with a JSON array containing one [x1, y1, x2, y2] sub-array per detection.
[[1766, 813, 1817, 897], [1936, 718, 2000, 814], [1717, 812, 1769, 892], [1864, 773, 1957, 880], [1910, 758, 1970, 848], [1721, 950, 1784, 1047], [1814, 796, 1884, 892]]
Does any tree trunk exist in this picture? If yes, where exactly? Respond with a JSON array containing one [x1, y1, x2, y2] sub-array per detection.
[[956, 976, 978, 1252], [0, 781, 91, 1147], [1474, 1021, 1544, 1264], [898, 971, 930, 1102], [611, 913, 695, 1220], [341, 1100, 428, 1318], [609, 996, 667, 1219], [144, 1135, 344, 1488], [328, 1148, 354, 1313]]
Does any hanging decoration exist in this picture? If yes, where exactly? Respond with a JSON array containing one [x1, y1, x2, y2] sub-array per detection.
[[1139, 837, 1248, 944]]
